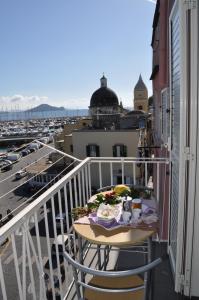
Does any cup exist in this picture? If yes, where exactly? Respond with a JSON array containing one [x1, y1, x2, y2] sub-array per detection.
[[122, 211, 131, 223], [132, 208, 142, 220], [131, 198, 142, 210]]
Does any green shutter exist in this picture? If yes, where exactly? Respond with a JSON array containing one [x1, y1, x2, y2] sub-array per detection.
[[96, 145, 100, 157], [86, 145, 90, 157], [113, 145, 116, 157], [123, 145, 127, 157]]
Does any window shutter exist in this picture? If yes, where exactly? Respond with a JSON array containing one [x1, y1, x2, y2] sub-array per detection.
[[86, 145, 90, 157], [123, 145, 127, 157], [96, 145, 100, 157], [161, 88, 170, 144], [170, 5, 180, 271], [113, 145, 116, 157]]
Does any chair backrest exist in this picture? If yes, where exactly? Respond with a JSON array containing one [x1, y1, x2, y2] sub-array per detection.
[[64, 251, 165, 299]]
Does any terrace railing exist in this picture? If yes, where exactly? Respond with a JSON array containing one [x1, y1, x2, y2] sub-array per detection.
[[0, 156, 170, 300]]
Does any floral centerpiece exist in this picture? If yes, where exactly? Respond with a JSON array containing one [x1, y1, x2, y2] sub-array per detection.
[[113, 184, 131, 197], [86, 191, 121, 212], [72, 185, 130, 220]]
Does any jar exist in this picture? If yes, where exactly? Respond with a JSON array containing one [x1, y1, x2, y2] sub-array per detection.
[[131, 198, 142, 210]]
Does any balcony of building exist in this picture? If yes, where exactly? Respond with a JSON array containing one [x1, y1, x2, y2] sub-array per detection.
[[0, 156, 177, 300]]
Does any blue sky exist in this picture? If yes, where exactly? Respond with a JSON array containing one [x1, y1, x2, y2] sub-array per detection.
[[0, 0, 156, 110]]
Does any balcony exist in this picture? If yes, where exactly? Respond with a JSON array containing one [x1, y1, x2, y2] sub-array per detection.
[[0, 156, 177, 300]]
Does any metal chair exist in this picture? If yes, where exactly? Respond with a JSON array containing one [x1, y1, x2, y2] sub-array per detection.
[[64, 250, 166, 300]]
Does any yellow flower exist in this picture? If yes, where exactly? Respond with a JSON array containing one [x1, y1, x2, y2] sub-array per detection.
[[113, 185, 130, 196]]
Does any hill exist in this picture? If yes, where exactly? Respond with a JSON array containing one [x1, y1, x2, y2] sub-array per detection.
[[26, 104, 65, 112]]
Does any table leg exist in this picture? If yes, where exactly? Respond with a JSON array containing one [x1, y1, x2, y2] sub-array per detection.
[[78, 236, 85, 286], [97, 245, 102, 270], [148, 237, 153, 300], [144, 237, 152, 300]]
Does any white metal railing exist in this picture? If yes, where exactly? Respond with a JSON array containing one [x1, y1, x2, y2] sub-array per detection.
[[0, 156, 170, 300]]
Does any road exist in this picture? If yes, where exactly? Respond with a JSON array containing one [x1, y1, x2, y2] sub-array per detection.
[[0, 143, 70, 299], [0, 144, 53, 217]]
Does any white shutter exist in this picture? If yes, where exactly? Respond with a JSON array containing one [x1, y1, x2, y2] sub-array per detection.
[[169, 3, 181, 271], [161, 88, 170, 144]]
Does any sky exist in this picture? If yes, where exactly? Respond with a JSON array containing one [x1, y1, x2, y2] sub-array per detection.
[[0, 0, 156, 110]]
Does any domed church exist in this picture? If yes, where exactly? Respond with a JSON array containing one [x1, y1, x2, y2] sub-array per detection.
[[89, 75, 122, 129]]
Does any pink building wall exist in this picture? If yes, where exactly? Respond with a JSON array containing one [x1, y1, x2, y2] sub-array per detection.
[[151, 0, 174, 240]]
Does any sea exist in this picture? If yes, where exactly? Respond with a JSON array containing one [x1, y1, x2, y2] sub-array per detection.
[[0, 109, 88, 121]]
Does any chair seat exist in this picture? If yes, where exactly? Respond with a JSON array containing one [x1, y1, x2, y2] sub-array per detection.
[[84, 274, 144, 300]]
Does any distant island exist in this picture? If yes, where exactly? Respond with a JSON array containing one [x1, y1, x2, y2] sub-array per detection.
[[25, 104, 65, 112], [0, 104, 88, 121]]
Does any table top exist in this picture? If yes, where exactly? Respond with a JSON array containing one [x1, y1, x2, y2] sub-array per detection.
[[73, 190, 157, 247], [73, 223, 154, 246]]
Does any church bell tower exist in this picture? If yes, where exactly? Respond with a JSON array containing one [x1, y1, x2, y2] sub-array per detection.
[[134, 75, 148, 112]]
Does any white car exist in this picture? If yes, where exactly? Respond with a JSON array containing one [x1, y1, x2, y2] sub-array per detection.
[[15, 170, 27, 180]]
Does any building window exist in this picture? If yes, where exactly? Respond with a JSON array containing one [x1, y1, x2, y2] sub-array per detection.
[[86, 144, 100, 157], [138, 105, 143, 110], [70, 144, 73, 153], [139, 119, 145, 129], [113, 144, 127, 157]]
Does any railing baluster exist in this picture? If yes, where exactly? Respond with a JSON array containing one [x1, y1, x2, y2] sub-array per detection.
[[51, 195, 64, 299], [81, 169, 86, 206], [11, 232, 24, 300], [121, 159, 124, 184], [74, 175, 78, 208], [22, 229, 26, 300], [63, 184, 72, 280], [88, 162, 92, 198], [157, 163, 160, 203], [25, 224, 36, 300], [99, 162, 102, 189], [0, 257, 7, 300], [85, 165, 89, 201], [64, 185, 76, 255], [34, 211, 47, 300], [133, 162, 136, 185], [43, 203, 56, 300], [69, 179, 74, 217], [78, 172, 82, 206], [64, 184, 70, 231], [145, 162, 148, 186], [110, 162, 113, 186]]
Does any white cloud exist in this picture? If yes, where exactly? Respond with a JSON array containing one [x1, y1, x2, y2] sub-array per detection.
[[0, 95, 49, 110], [146, 0, 156, 4]]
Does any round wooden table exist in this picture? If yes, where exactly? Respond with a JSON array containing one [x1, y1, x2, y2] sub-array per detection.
[[73, 223, 154, 247], [73, 220, 155, 298]]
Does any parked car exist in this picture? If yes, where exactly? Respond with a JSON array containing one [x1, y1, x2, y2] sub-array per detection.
[[21, 149, 30, 156], [15, 170, 27, 180], [0, 160, 13, 172], [6, 153, 21, 162], [27, 142, 39, 152], [28, 148, 37, 153], [55, 213, 66, 229]]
